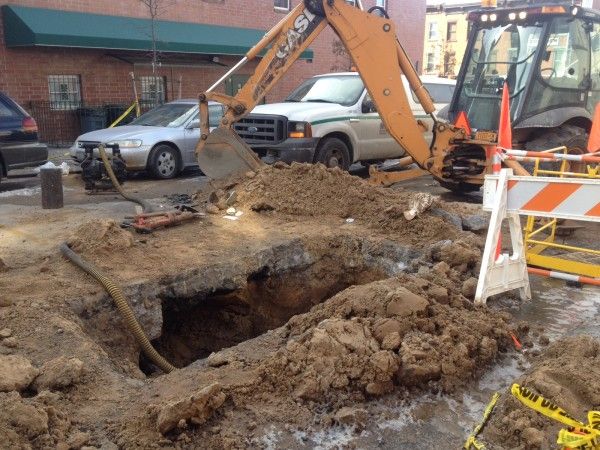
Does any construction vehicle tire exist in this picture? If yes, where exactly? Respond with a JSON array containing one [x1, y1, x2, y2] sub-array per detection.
[[314, 137, 350, 170], [148, 144, 181, 179], [525, 125, 589, 174]]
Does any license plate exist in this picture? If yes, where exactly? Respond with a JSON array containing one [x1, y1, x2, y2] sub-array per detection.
[[475, 131, 497, 143]]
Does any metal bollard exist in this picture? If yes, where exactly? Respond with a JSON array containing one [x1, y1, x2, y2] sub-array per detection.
[[40, 167, 63, 209]]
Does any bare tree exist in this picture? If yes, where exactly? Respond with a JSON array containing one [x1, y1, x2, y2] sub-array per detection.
[[139, 0, 173, 106], [330, 38, 352, 72]]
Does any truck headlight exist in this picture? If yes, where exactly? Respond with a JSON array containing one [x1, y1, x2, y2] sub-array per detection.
[[288, 121, 312, 139], [107, 139, 143, 148]]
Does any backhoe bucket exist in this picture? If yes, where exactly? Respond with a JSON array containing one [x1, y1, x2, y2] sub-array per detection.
[[197, 127, 264, 179]]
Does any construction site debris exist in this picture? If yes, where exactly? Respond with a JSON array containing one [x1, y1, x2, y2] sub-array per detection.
[[404, 192, 435, 220], [482, 336, 600, 448]]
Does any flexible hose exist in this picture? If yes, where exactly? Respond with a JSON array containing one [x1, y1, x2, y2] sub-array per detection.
[[60, 243, 176, 373], [98, 145, 153, 213]]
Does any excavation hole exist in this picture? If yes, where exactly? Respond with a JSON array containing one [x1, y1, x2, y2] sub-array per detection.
[[141, 254, 393, 373]]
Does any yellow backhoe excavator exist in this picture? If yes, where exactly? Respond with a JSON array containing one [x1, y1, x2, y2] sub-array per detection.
[[195, 0, 529, 191]]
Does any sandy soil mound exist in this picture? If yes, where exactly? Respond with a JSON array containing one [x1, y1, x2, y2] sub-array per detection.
[[67, 220, 134, 257], [482, 336, 600, 449], [201, 163, 461, 246]]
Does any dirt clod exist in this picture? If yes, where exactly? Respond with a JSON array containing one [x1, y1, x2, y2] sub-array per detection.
[[156, 383, 226, 434], [0, 354, 39, 392], [32, 357, 84, 392], [0, 328, 12, 338]]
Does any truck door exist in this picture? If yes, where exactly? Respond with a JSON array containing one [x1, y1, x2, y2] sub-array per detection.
[[349, 92, 405, 160]]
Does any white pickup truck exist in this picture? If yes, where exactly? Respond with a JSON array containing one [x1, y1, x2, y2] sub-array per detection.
[[235, 72, 455, 170]]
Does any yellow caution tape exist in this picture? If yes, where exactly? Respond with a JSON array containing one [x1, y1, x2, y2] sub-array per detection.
[[464, 392, 500, 450], [511, 384, 600, 449]]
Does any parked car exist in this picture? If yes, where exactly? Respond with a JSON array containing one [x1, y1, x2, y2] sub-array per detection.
[[0, 92, 48, 182], [70, 100, 224, 179], [234, 73, 456, 169]]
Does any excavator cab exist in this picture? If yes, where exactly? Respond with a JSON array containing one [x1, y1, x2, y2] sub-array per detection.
[[446, 3, 600, 145]]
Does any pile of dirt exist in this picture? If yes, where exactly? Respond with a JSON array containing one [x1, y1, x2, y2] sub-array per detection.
[[259, 271, 512, 404], [66, 220, 134, 257], [200, 163, 461, 246], [482, 336, 600, 449]]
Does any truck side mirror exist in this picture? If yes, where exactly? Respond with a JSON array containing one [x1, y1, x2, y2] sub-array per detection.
[[362, 99, 376, 114]]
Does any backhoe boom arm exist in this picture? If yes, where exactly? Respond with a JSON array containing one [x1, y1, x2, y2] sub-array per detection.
[[196, 0, 467, 182]]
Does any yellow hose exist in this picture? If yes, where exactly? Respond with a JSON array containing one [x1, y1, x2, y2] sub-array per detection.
[[60, 243, 176, 373]]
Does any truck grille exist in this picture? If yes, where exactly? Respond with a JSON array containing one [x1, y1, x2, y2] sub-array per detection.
[[235, 115, 287, 145]]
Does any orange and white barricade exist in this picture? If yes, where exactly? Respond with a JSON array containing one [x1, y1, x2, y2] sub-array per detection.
[[475, 169, 600, 305]]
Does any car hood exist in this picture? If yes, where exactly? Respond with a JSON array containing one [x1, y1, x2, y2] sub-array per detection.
[[76, 126, 170, 143], [250, 102, 352, 122]]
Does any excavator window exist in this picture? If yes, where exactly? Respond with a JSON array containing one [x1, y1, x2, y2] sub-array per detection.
[[525, 17, 590, 118], [453, 22, 542, 130]]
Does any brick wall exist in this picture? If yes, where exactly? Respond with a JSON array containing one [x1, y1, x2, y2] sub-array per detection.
[[0, 0, 425, 143]]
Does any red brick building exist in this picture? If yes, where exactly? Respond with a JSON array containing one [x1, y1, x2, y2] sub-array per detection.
[[0, 0, 426, 144]]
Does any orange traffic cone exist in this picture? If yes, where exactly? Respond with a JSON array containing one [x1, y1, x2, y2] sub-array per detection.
[[454, 111, 472, 137], [498, 82, 512, 156], [588, 102, 600, 153], [493, 82, 513, 259]]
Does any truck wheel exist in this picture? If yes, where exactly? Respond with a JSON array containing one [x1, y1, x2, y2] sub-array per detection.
[[314, 138, 350, 170], [148, 145, 181, 179]]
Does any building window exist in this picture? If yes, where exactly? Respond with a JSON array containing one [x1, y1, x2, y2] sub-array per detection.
[[447, 22, 457, 42], [48, 75, 82, 110], [140, 76, 166, 107], [376, 0, 387, 8], [274, 0, 289, 11], [426, 53, 435, 72], [428, 22, 438, 40]]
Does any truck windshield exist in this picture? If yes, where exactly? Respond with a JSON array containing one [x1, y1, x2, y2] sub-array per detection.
[[285, 75, 365, 107], [454, 23, 543, 130]]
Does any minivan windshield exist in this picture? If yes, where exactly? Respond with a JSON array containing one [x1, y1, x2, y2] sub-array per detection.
[[286, 75, 365, 106], [130, 103, 197, 127]]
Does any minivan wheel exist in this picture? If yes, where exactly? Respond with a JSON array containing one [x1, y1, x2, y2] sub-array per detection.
[[314, 138, 351, 170], [148, 145, 180, 179]]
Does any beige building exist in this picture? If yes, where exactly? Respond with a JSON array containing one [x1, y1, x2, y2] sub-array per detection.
[[423, 0, 600, 78], [423, 3, 473, 78]]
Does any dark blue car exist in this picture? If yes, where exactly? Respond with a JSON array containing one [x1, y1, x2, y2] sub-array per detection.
[[0, 92, 47, 182]]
